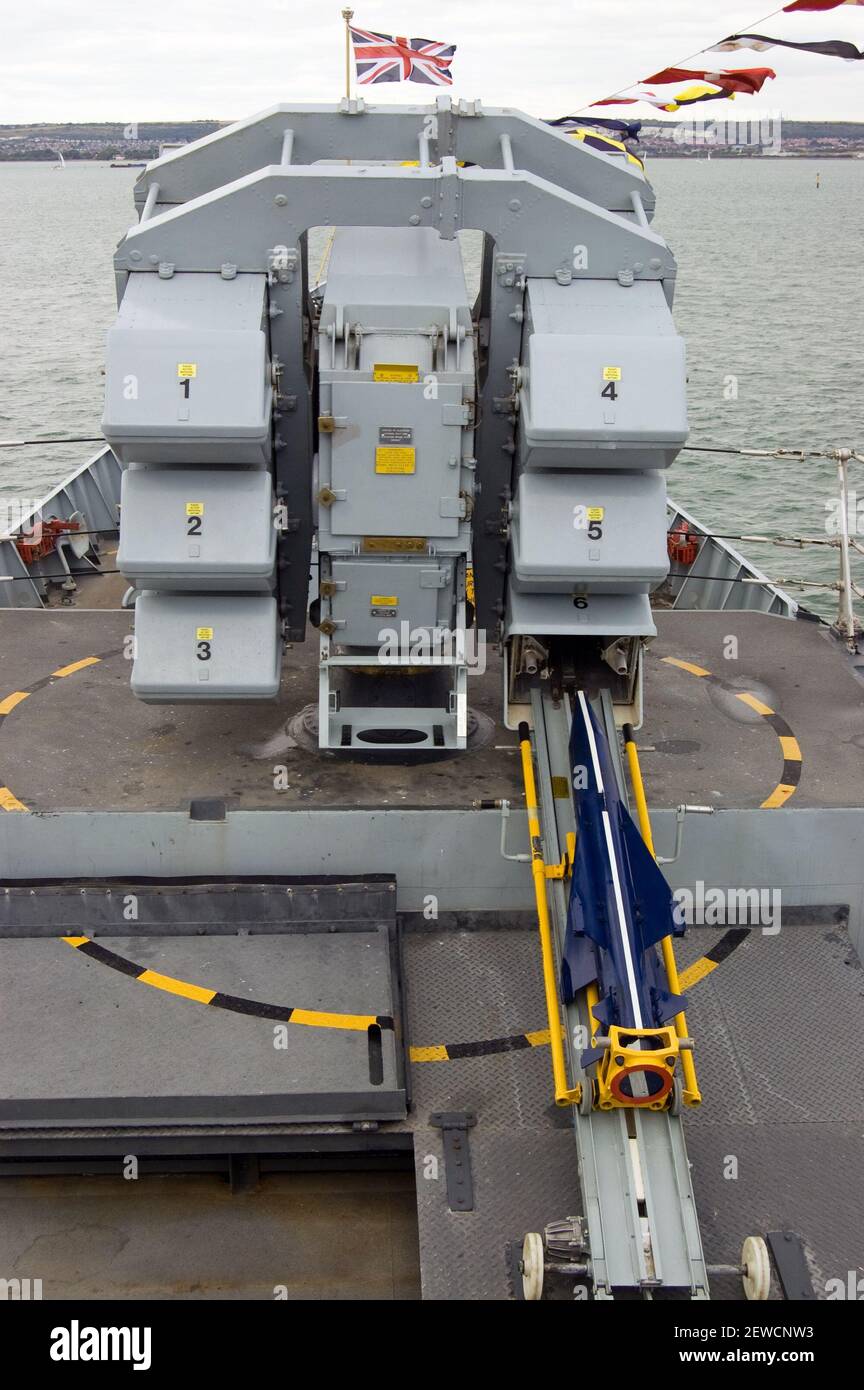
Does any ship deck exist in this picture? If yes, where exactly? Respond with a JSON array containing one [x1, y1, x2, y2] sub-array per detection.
[[0, 606, 862, 813], [0, 910, 861, 1300], [1, 604, 863, 1300]]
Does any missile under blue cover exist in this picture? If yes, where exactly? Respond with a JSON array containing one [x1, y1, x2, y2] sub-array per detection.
[[562, 692, 685, 1036]]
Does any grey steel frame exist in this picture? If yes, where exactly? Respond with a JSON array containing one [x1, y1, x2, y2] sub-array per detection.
[[117, 99, 673, 644]]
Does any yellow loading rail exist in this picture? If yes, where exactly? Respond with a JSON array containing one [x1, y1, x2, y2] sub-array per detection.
[[622, 723, 702, 1107], [517, 721, 581, 1107]]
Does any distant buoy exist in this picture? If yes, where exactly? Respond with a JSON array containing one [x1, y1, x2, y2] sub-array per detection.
[[816, 171, 821, 189]]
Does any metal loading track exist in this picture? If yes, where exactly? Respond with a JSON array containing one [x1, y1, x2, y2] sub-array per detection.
[[528, 685, 709, 1298]]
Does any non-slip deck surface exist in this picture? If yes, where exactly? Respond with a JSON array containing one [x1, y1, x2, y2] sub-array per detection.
[[0, 607, 861, 812], [1, 915, 860, 1300]]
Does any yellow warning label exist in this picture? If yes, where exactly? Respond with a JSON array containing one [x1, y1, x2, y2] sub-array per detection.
[[375, 447, 416, 475], [177, 363, 198, 379], [371, 595, 398, 608], [602, 366, 621, 381], [465, 565, 475, 605], [186, 502, 204, 516], [196, 627, 213, 640], [373, 363, 419, 383], [587, 506, 605, 521], [362, 536, 427, 553]]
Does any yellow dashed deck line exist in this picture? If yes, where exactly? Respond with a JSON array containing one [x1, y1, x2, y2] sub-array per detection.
[[0, 655, 106, 811], [761, 783, 798, 809], [290, 1008, 380, 1032], [661, 657, 711, 678], [408, 1044, 449, 1063], [62, 937, 388, 1033], [662, 654, 802, 809], [52, 656, 101, 678], [0, 691, 30, 715], [136, 969, 216, 1004], [678, 958, 717, 991], [778, 735, 802, 761], [735, 691, 775, 717], [0, 787, 28, 812]]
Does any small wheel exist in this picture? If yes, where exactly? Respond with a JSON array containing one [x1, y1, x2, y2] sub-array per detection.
[[668, 1073, 683, 1116], [521, 1231, 545, 1301], [742, 1235, 771, 1301], [578, 1074, 594, 1116]]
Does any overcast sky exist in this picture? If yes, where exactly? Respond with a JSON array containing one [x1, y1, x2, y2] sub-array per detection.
[[2, 1, 863, 123]]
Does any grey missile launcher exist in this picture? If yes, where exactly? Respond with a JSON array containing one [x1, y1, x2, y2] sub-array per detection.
[[104, 272, 280, 700], [315, 226, 475, 749], [100, 95, 680, 735], [505, 279, 688, 728]]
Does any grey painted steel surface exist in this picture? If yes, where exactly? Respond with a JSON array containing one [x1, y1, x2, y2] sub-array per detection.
[[131, 101, 655, 218], [518, 280, 687, 470], [0, 446, 124, 610], [102, 273, 272, 466], [511, 471, 668, 594], [132, 592, 281, 701], [118, 468, 276, 591], [665, 501, 797, 617], [314, 226, 474, 748], [0, 885, 406, 1129], [2, 808, 860, 950]]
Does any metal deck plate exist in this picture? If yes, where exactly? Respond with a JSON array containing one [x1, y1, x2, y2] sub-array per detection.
[[0, 917, 861, 1298], [676, 917, 864, 1300], [402, 927, 581, 1301], [0, 882, 406, 1128]]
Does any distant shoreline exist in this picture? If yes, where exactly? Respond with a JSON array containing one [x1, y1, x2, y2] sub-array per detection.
[[1, 118, 862, 161]]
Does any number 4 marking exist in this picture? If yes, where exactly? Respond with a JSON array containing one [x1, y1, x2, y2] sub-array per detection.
[[601, 380, 618, 401]]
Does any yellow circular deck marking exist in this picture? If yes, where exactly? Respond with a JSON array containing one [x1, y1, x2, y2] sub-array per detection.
[[0, 691, 30, 715], [735, 691, 774, 717], [136, 968, 216, 1005], [62, 936, 391, 1034], [62, 917, 745, 1061], [662, 657, 711, 679], [0, 653, 107, 811], [52, 656, 101, 678], [0, 787, 28, 812], [660, 655, 802, 809]]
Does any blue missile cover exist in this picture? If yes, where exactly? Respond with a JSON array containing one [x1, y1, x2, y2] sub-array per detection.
[[562, 692, 685, 1035]]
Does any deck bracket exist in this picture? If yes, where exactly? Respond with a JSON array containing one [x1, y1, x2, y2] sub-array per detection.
[[766, 1231, 817, 1301], [430, 1110, 477, 1212]]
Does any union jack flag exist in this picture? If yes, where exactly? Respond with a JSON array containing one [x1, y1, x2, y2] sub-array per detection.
[[349, 26, 456, 85]]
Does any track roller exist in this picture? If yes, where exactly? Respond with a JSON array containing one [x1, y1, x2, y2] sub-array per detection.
[[520, 1232, 545, 1301], [741, 1235, 771, 1301]]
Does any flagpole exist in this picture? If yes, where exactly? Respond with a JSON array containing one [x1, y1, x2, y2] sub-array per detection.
[[342, 8, 353, 100]]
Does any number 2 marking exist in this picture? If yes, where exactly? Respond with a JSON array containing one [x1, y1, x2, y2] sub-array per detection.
[[187, 514, 202, 536]]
